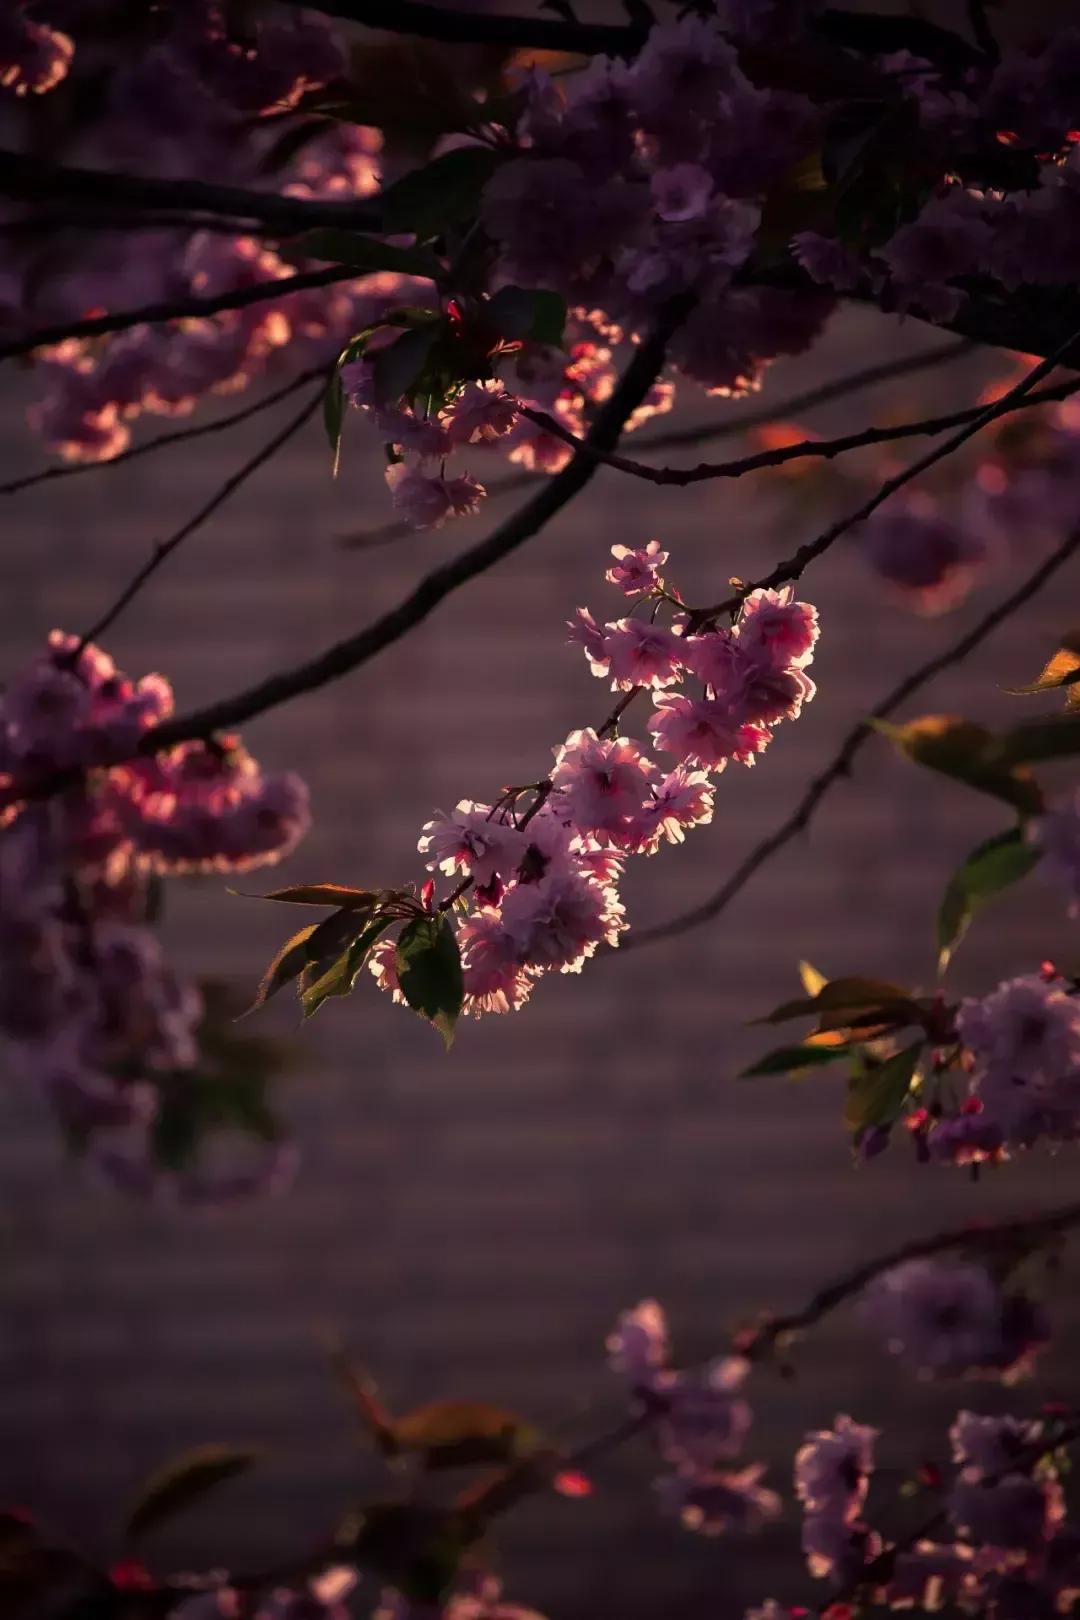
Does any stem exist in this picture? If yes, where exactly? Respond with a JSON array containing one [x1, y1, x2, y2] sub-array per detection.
[[628, 521, 1080, 951], [337, 340, 976, 553], [0, 267, 360, 364], [0, 366, 327, 498], [138, 294, 694, 751], [75, 381, 326, 651]]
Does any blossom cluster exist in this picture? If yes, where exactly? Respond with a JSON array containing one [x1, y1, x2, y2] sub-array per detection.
[[859, 1258, 1049, 1381], [0, 630, 309, 1198], [608, 1299, 780, 1538], [0, 2, 411, 463], [368, 548, 817, 1017], [775, 1406, 1074, 1616]]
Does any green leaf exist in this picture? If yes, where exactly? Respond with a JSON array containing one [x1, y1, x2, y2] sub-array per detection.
[[300, 915, 395, 1019], [253, 884, 379, 909], [485, 285, 567, 347], [243, 908, 373, 1018], [377, 146, 503, 239], [937, 828, 1041, 973], [1004, 633, 1080, 700], [372, 324, 440, 406], [346, 1502, 466, 1603], [998, 715, 1080, 765], [324, 371, 345, 478], [287, 229, 442, 280], [874, 714, 1044, 814], [243, 922, 321, 1016], [390, 1399, 540, 1470], [395, 914, 464, 1049], [798, 959, 828, 997], [741, 1041, 850, 1078], [755, 975, 915, 1025], [844, 1043, 922, 1134], [126, 1445, 257, 1541]]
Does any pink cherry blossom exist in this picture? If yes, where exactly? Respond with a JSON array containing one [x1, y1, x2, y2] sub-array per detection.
[[605, 541, 669, 596], [418, 801, 525, 886], [602, 618, 684, 690], [735, 586, 819, 667], [549, 729, 656, 840], [649, 694, 771, 771], [499, 866, 624, 973], [441, 380, 518, 446]]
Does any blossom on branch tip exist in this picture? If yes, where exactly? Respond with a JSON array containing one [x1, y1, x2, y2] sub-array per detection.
[[605, 541, 669, 597]]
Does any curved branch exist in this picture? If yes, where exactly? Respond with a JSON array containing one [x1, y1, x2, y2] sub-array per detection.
[[741, 1196, 1080, 1358], [695, 329, 1080, 620], [77, 381, 326, 650], [339, 338, 977, 551], [0, 266, 360, 363], [297, 0, 642, 54], [0, 150, 381, 233], [0, 366, 327, 498], [137, 293, 694, 750], [628, 520, 1080, 952], [518, 375, 1080, 489]]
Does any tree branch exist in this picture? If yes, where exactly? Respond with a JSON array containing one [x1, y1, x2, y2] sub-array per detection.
[[297, 0, 642, 54], [133, 294, 693, 750], [694, 330, 1080, 621], [517, 375, 1080, 489], [0, 150, 381, 233], [76, 381, 326, 650], [0, 366, 327, 498], [740, 1197, 1080, 1358], [0, 266, 361, 363], [338, 339, 976, 552], [627, 520, 1080, 952]]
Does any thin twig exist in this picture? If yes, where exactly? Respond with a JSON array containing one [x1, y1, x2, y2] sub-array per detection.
[[0, 266, 361, 364], [76, 382, 326, 651], [0, 366, 327, 498], [627, 521, 1080, 951], [298, 0, 642, 53], [517, 375, 1080, 490], [0, 149, 382, 234], [130, 294, 693, 752], [740, 1197, 1080, 1358], [696, 329, 1080, 620], [337, 339, 976, 551]]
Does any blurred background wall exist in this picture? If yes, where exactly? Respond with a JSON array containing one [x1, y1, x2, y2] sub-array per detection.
[[1, 302, 1078, 1619]]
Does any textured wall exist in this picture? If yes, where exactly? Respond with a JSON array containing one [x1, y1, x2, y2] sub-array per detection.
[[1, 305, 1078, 1620]]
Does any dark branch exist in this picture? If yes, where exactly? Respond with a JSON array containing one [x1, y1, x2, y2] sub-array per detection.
[[628, 520, 1080, 951], [518, 375, 1080, 489], [297, 0, 642, 54], [813, 7, 983, 76], [77, 382, 326, 650], [0, 366, 327, 498], [338, 339, 976, 551], [0, 150, 381, 233], [0, 266, 360, 363], [695, 330, 1080, 620], [742, 1196, 1080, 1357], [137, 294, 694, 751]]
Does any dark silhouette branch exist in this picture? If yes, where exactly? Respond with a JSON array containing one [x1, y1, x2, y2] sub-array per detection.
[[338, 338, 977, 551], [76, 381, 326, 650], [694, 330, 1080, 621], [135, 294, 694, 750], [517, 375, 1080, 490], [0, 150, 382, 233], [0, 366, 327, 498], [0, 266, 362, 363], [741, 1197, 1080, 1358], [295, 0, 643, 54], [628, 520, 1080, 952]]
